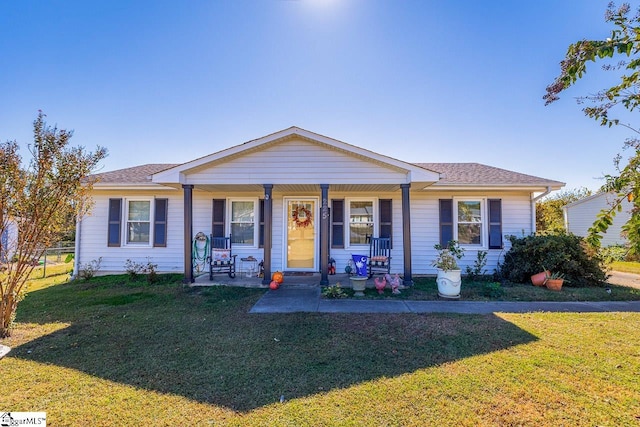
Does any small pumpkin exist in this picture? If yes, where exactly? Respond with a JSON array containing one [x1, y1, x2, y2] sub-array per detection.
[[272, 271, 284, 284], [269, 280, 280, 290]]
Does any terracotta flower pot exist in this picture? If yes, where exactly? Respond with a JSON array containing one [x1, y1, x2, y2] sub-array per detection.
[[545, 278, 564, 291], [531, 271, 550, 286]]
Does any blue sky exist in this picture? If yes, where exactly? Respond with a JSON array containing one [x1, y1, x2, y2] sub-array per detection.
[[1, 0, 635, 193]]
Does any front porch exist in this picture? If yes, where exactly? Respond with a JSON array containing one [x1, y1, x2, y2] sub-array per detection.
[[191, 272, 380, 289]]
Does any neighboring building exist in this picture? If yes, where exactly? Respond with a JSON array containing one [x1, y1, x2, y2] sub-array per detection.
[[0, 219, 18, 264], [564, 192, 632, 247], [75, 127, 564, 284]]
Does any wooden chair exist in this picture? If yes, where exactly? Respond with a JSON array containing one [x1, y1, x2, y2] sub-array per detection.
[[368, 237, 391, 278], [208, 235, 237, 280]]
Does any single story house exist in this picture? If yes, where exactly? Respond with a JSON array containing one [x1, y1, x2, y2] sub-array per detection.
[[74, 127, 564, 285], [564, 192, 632, 247]]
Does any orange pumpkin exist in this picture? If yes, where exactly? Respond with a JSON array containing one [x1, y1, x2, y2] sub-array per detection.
[[272, 271, 284, 284], [269, 280, 280, 290]]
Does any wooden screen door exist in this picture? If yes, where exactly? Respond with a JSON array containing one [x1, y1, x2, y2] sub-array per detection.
[[285, 198, 317, 270]]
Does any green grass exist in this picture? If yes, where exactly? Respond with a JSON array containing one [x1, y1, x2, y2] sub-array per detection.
[[611, 261, 640, 274], [331, 276, 640, 301], [1, 275, 639, 425]]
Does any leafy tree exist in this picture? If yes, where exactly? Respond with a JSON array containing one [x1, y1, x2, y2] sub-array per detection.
[[0, 112, 107, 337], [536, 187, 592, 234], [544, 2, 640, 253]]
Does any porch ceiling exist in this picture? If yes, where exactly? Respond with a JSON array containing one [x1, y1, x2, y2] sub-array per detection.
[[190, 183, 405, 193]]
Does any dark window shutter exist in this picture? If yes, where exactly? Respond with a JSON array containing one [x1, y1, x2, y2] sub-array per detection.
[[379, 199, 392, 248], [439, 199, 453, 248], [153, 199, 168, 247], [212, 199, 226, 238], [259, 199, 265, 248], [488, 199, 503, 249], [107, 198, 122, 247], [331, 199, 344, 248]]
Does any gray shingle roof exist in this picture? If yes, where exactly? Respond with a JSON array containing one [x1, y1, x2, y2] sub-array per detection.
[[93, 164, 179, 184], [93, 162, 564, 188], [414, 163, 564, 187]]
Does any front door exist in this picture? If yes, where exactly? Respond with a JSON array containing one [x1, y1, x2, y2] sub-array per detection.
[[285, 198, 317, 271]]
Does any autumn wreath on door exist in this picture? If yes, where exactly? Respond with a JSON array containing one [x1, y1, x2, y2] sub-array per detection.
[[292, 204, 312, 228]]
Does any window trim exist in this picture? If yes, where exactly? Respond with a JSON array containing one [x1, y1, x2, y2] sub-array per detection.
[[123, 198, 153, 247], [345, 197, 378, 248], [227, 197, 259, 247], [453, 197, 487, 249]]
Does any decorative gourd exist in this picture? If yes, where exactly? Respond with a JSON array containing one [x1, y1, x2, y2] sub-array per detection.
[[269, 280, 280, 290], [272, 271, 284, 284]]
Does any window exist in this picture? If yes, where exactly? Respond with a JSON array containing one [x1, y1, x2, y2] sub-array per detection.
[[108, 198, 167, 247], [349, 200, 374, 245], [439, 198, 502, 249], [230, 200, 255, 245], [455, 199, 484, 245], [126, 200, 151, 244]]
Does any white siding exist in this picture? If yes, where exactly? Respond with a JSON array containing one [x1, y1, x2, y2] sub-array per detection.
[[79, 188, 536, 276], [77, 190, 184, 274], [408, 192, 532, 275], [186, 138, 408, 185], [565, 193, 631, 247]]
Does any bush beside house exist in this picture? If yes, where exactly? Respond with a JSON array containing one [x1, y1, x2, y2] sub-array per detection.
[[498, 234, 607, 287]]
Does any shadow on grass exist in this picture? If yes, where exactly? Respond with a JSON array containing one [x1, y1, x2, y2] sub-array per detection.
[[10, 279, 538, 412]]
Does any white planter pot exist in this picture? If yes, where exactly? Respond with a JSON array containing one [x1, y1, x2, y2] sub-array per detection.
[[436, 269, 462, 299], [350, 276, 368, 297]]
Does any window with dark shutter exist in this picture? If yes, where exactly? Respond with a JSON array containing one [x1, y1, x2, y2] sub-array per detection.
[[212, 199, 225, 238], [107, 198, 122, 247], [153, 198, 168, 247], [439, 199, 453, 248], [331, 199, 344, 248], [379, 199, 392, 248], [488, 199, 503, 249]]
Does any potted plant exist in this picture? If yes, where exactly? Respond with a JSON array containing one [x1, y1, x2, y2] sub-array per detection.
[[531, 267, 551, 286], [545, 271, 566, 291], [432, 240, 465, 298]]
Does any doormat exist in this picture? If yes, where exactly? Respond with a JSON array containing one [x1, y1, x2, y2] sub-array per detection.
[[285, 272, 314, 276]]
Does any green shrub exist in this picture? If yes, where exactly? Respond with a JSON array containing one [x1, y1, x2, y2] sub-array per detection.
[[465, 251, 488, 280], [498, 234, 606, 287], [481, 282, 504, 298], [599, 245, 629, 263], [322, 283, 348, 299]]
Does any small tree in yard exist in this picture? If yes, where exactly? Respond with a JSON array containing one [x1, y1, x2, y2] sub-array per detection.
[[0, 112, 107, 337], [545, 2, 640, 254], [536, 187, 592, 234]]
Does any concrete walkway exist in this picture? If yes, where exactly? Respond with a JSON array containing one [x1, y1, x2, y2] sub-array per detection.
[[0, 344, 10, 359], [249, 286, 640, 314]]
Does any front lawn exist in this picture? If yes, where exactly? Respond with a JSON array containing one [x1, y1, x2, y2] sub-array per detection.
[[1, 275, 639, 426], [611, 261, 640, 274]]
